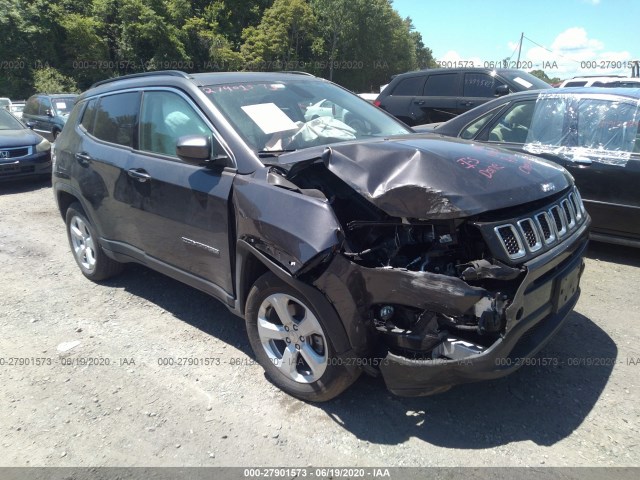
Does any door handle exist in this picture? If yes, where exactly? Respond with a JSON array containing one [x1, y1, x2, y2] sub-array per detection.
[[460, 101, 474, 107], [414, 100, 425, 106], [127, 168, 151, 182], [74, 152, 92, 165]]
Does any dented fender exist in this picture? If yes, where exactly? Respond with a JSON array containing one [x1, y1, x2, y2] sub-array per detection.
[[232, 167, 342, 275]]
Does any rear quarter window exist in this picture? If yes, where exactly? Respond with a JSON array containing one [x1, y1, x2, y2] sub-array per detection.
[[80, 99, 98, 134]]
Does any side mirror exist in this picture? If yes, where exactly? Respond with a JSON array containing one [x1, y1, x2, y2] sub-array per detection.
[[45, 109, 54, 117], [25, 122, 35, 130], [176, 135, 230, 167], [495, 85, 510, 97]]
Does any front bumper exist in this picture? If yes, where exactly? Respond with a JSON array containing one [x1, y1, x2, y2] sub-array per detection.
[[0, 151, 51, 182], [378, 220, 589, 396]]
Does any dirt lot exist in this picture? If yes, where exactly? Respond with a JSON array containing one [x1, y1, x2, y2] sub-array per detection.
[[1, 178, 639, 468]]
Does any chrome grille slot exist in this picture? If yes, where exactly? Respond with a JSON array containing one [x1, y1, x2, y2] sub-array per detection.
[[574, 188, 586, 215], [517, 218, 542, 252], [534, 212, 556, 244], [550, 205, 567, 237], [484, 191, 586, 262], [495, 225, 526, 259], [562, 199, 576, 230], [569, 193, 582, 222]]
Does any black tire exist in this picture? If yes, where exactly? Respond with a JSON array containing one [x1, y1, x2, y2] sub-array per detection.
[[65, 202, 123, 281], [52, 129, 60, 141], [245, 272, 360, 402]]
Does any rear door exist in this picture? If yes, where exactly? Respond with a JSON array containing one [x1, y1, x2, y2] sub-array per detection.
[[70, 92, 142, 244], [24, 96, 52, 140], [378, 74, 426, 125], [412, 72, 461, 124]]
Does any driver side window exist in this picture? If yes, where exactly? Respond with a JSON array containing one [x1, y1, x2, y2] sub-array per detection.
[[139, 91, 213, 158]]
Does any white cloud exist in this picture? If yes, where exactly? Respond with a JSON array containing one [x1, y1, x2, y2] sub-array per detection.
[[434, 28, 634, 81], [518, 28, 632, 79], [582, 0, 600, 5], [551, 27, 603, 52]]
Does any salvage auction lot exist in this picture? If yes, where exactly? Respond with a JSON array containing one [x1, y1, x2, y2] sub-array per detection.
[[1, 179, 639, 467]]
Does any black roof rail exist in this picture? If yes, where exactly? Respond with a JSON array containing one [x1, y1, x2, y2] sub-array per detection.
[[570, 74, 626, 79], [90, 70, 191, 89], [279, 71, 315, 76]]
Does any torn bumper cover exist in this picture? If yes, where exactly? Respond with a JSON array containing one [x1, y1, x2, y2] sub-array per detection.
[[315, 218, 589, 397]]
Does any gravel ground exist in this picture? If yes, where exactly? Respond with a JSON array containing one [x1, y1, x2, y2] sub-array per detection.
[[1, 178, 639, 467]]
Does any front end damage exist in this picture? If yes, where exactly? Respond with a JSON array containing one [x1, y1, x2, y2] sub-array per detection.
[[236, 137, 590, 396]]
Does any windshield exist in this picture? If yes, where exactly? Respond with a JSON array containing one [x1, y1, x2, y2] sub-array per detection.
[[0, 109, 24, 130], [52, 97, 76, 116], [201, 80, 410, 152], [500, 71, 551, 90]]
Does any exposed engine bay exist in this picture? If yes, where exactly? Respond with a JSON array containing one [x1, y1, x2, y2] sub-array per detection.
[[277, 160, 526, 360]]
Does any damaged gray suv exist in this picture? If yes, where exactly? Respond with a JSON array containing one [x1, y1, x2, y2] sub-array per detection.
[[53, 71, 590, 401]]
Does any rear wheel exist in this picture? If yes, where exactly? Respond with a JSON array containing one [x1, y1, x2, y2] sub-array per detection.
[[245, 272, 359, 401], [65, 202, 123, 281]]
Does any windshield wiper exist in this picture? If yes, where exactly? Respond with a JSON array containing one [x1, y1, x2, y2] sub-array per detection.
[[257, 149, 297, 158]]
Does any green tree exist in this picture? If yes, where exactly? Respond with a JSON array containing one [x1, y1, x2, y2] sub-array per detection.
[[0, 0, 34, 97], [310, 0, 352, 81], [407, 21, 436, 70], [61, 13, 110, 89], [241, 0, 317, 71], [209, 0, 273, 48], [33, 66, 79, 93], [529, 69, 561, 85]]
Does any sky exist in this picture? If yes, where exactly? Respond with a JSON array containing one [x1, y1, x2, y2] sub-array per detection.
[[392, 0, 640, 80]]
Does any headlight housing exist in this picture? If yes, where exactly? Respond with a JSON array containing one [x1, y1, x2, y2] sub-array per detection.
[[35, 137, 51, 153]]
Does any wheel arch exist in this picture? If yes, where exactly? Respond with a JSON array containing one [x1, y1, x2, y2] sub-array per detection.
[[54, 183, 105, 239], [235, 240, 353, 356]]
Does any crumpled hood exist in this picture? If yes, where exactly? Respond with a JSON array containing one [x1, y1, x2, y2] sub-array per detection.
[[285, 136, 572, 220]]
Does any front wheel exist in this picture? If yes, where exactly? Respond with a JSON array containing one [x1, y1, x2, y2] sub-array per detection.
[[245, 272, 360, 402], [65, 202, 123, 281]]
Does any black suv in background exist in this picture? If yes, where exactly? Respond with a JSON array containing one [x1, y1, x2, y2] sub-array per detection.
[[53, 70, 588, 401], [376, 68, 550, 126], [22, 93, 78, 141]]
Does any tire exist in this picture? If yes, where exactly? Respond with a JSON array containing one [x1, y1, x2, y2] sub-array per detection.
[[245, 272, 360, 402], [65, 202, 123, 281], [52, 130, 60, 141]]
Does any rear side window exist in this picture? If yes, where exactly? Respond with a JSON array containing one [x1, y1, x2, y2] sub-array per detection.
[[92, 92, 140, 148], [464, 73, 506, 97], [563, 81, 587, 87], [391, 76, 425, 96], [423, 74, 458, 96], [24, 97, 38, 115], [38, 97, 52, 115]]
